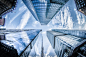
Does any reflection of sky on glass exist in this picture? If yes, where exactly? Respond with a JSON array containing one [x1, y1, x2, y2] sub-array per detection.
[[0, 0, 86, 56], [29, 32, 42, 56], [1, 30, 40, 55]]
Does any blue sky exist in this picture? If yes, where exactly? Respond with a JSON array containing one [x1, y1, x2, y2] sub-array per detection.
[[0, 0, 86, 56]]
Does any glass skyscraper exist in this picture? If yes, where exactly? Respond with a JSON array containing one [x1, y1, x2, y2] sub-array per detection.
[[47, 29, 86, 57], [22, 0, 39, 21], [0, 0, 17, 17], [22, 0, 69, 24], [0, 29, 42, 57], [0, 0, 86, 57], [22, 0, 52, 25], [46, 0, 69, 19]]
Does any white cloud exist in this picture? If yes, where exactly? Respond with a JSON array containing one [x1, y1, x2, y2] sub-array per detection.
[[32, 21, 39, 27], [16, 10, 31, 29], [10, 6, 27, 24], [49, 28, 52, 30], [5, 15, 8, 19], [19, 5, 27, 11], [42, 31, 46, 34]]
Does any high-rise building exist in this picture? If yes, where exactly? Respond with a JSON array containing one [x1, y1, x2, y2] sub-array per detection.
[[41, 35, 44, 57], [0, 0, 17, 17], [22, 0, 52, 25], [0, 18, 5, 26], [22, 0, 69, 25], [0, 42, 18, 57], [52, 29, 86, 38], [47, 31, 65, 48], [46, 0, 69, 19], [0, 29, 42, 57], [31, 0, 49, 25], [22, 0, 39, 21], [74, 0, 86, 16], [47, 29, 86, 57]]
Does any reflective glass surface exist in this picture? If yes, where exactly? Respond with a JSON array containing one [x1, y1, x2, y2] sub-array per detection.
[[1, 29, 41, 55], [46, 0, 69, 19]]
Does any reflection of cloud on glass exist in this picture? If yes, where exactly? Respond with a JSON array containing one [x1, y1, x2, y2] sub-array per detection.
[[29, 32, 42, 56], [49, 5, 74, 29], [48, 0, 86, 30], [45, 45, 51, 55], [67, 16, 73, 29], [74, 8, 86, 29], [21, 32, 30, 45], [34, 44, 40, 55], [16, 10, 31, 29]]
